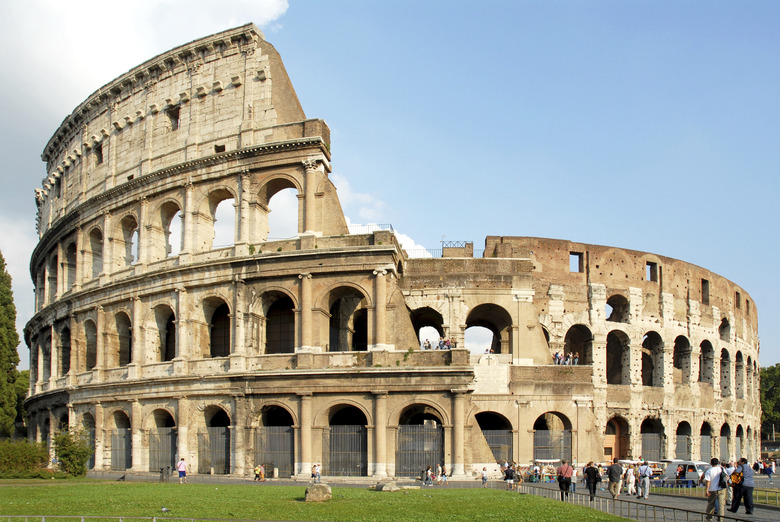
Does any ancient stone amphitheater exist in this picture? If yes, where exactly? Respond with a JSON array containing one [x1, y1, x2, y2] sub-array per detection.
[[24, 24, 760, 479]]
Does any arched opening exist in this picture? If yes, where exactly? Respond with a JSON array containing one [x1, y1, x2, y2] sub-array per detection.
[[118, 215, 139, 267], [409, 307, 444, 349], [265, 294, 295, 354], [747, 356, 754, 399], [606, 330, 630, 385], [199, 407, 231, 474], [735, 352, 745, 399], [84, 320, 97, 370], [604, 417, 630, 461], [719, 318, 730, 342], [47, 255, 58, 304], [673, 335, 691, 384], [396, 404, 444, 477], [255, 405, 294, 477], [328, 287, 368, 352], [464, 326, 494, 353], [735, 425, 744, 460], [210, 192, 236, 249], [267, 187, 299, 239], [700, 422, 713, 462], [534, 412, 572, 462], [89, 228, 103, 279], [475, 412, 512, 463], [149, 409, 177, 472], [564, 324, 593, 365], [115, 312, 132, 367], [208, 301, 231, 358], [465, 304, 513, 354], [110, 411, 132, 470], [606, 294, 629, 323], [326, 405, 368, 476], [719, 423, 731, 461], [641, 331, 664, 387], [59, 327, 71, 376], [699, 340, 714, 384], [82, 413, 96, 470], [720, 349, 732, 397], [676, 422, 692, 460], [65, 242, 77, 291], [41, 337, 51, 382], [153, 305, 176, 362], [162, 203, 183, 258], [640, 418, 665, 461]]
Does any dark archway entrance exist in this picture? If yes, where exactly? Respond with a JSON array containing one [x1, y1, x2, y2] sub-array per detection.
[[149, 409, 177, 472], [604, 417, 630, 461], [199, 407, 230, 474], [396, 405, 445, 477], [640, 418, 665, 461], [533, 412, 572, 462], [475, 412, 513, 463], [255, 405, 295, 477], [110, 411, 132, 471], [325, 406, 367, 476]]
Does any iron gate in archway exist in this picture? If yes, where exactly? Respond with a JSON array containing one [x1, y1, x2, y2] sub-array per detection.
[[324, 425, 367, 476], [396, 424, 444, 477], [198, 427, 230, 474], [149, 427, 177, 472], [255, 426, 294, 477]]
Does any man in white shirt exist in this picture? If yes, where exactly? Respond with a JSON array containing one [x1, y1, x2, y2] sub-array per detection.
[[704, 458, 727, 521]]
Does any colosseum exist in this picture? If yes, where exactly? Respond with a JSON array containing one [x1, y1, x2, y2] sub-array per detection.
[[24, 24, 761, 479]]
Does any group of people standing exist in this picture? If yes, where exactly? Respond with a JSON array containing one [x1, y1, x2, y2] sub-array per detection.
[[570, 459, 652, 502], [703, 457, 755, 519], [421, 338, 456, 350], [553, 351, 579, 365], [422, 464, 449, 486]]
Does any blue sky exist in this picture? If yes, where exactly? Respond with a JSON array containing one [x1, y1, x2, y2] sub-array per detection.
[[1, 1, 778, 368]]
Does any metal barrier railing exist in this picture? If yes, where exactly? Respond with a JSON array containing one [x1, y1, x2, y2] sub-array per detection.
[[518, 483, 745, 522], [655, 483, 780, 507]]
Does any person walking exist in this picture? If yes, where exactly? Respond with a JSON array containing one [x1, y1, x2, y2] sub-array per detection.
[[607, 458, 624, 499], [729, 457, 754, 515], [625, 464, 636, 495], [636, 460, 652, 499], [556, 459, 574, 501], [481, 467, 488, 488], [504, 464, 516, 490], [704, 458, 727, 521], [583, 461, 601, 501], [177, 457, 187, 484]]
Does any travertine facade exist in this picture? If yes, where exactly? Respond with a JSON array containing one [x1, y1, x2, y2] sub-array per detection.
[[24, 25, 760, 479]]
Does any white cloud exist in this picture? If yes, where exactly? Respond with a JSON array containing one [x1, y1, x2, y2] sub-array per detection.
[[331, 172, 387, 223]]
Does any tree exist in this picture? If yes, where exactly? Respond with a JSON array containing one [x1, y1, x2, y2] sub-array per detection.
[[53, 429, 93, 476], [14, 370, 29, 438], [761, 364, 780, 440], [0, 250, 20, 438]]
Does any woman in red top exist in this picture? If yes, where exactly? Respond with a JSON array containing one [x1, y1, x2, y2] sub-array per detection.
[[556, 459, 574, 500]]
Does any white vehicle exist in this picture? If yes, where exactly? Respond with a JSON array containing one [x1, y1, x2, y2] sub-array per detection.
[[661, 460, 709, 483]]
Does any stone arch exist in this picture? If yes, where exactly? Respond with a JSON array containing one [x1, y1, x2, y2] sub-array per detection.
[[84, 319, 97, 370], [65, 240, 77, 291], [606, 294, 630, 323], [314, 398, 372, 427], [149, 199, 183, 261], [700, 421, 713, 462], [605, 416, 630, 461], [673, 335, 692, 384], [735, 424, 745, 459], [465, 303, 513, 354], [88, 226, 103, 279], [323, 284, 371, 352], [199, 186, 238, 250], [151, 304, 176, 362], [114, 311, 132, 367], [146, 407, 177, 430], [719, 423, 731, 461], [395, 403, 445, 477], [258, 176, 302, 241], [199, 405, 231, 475], [59, 325, 71, 376], [533, 411, 572, 461], [640, 417, 665, 461], [390, 400, 450, 427], [260, 290, 296, 355], [410, 306, 445, 348], [564, 324, 592, 365], [719, 317, 731, 342], [641, 331, 664, 387], [255, 403, 296, 478], [606, 330, 631, 385], [735, 351, 745, 399], [720, 348, 732, 397], [325, 404, 369, 476], [475, 411, 513, 463], [148, 408, 177, 472], [699, 340, 715, 384], [110, 409, 132, 471], [47, 254, 58, 304], [676, 421, 692, 460], [115, 213, 139, 268], [201, 296, 231, 358], [82, 412, 96, 469]]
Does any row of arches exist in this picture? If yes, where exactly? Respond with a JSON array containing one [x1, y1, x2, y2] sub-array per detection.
[[34, 183, 300, 311]]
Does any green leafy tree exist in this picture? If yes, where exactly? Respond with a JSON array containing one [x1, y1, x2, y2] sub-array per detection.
[[0, 250, 20, 438], [53, 429, 93, 477], [761, 364, 780, 440], [14, 370, 29, 438]]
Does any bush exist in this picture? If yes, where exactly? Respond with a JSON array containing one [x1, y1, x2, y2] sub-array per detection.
[[0, 438, 49, 474], [53, 429, 93, 477]]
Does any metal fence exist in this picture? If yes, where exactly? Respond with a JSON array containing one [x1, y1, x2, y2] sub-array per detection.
[[641, 433, 663, 461], [700, 435, 711, 462], [676, 435, 691, 460], [110, 429, 132, 470], [149, 428, 177, 472], [323, 425, 367, 476], [198, 427, 230, 475], [395, 424, 444, 478], [254, 426, 294, 478], [86, 429, 95, 470], [481, 429, 512, 463], [720, 437, 728, 461], [533, 430, 571, 462]]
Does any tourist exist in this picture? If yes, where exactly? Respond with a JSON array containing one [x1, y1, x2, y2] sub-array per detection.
[[724, 460, 735, 504], [625, 464, 636, 495], [254, 464, 262, 481], [570, 465, 577, 493], [439, 465, 449, 485], [312, 463, 321, 483], [533, 464, 540, 482], [583, 461, 600, 501], [424, 465, 434, 486], [504, 464, 516, 490], [703, 458, 727, 521], [573, 352, 579, 365], [607, 458, 623, 499], [481, 467, 488, 488], [177, 457, 187, 484], [556, 459, 574, 500], [729, 457, 754, 515], [259, 463, 265, 481], [767, 459, 776, 482], [636, 460, 651, 499], [423, 339, 431, 350]]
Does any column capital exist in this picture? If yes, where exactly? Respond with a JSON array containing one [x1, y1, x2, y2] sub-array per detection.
[[373, 390, 389, 397], [298, 273, 312, 280], [373, 269, 387, 277], [302, 159, 319, 171]]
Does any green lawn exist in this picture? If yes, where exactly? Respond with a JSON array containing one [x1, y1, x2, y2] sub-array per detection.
[[0, 481, 625, 521]]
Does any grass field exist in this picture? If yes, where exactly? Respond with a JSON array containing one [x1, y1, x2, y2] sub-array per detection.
[[0, 481, 626, 521]]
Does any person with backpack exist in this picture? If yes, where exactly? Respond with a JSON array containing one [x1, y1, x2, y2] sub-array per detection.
[[556, 459, 574, 500], [636, 461, 651, 499], [703, 458, 727, 521], [729, 457, 754, 514]]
